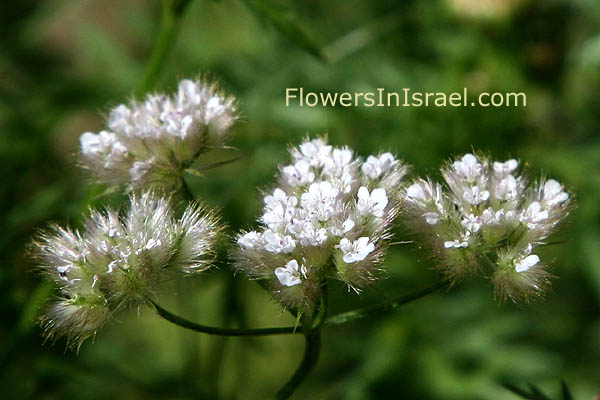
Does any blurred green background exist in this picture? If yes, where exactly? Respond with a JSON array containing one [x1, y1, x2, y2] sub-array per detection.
[[1, 0, 599, 399]]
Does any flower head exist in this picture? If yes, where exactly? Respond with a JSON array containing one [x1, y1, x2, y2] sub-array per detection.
[[402, 153, 571, 302], [234, 137, 408, 311], [34, 192, 223, 348], [79, 78, 237, 191]]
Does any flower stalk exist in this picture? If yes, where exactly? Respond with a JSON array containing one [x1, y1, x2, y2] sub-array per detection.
[[135, 0, 193, 98], [148, 298, 300, 336], [149, 279, 447, 335], [275, 284, 328, 399], [275, 329, 322, 400]]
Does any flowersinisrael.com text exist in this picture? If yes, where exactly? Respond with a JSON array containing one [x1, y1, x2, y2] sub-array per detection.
[[285, 88, 526, 107]]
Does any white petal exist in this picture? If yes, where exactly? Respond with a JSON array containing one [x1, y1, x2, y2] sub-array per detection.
[[515, 255, 540, 273]]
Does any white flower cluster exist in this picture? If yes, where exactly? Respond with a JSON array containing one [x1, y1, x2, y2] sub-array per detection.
[[79, 79, 237, 190], [234, 137, 408, 311], [35, 192, 223, 347], [402, 153, 571, 302]]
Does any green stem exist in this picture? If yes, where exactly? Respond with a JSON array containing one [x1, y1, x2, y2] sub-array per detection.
[[180, 177, 195, 202], [135, 0, 193, 98], [149, 280, 448, 336], [149, 298, 300, 336], [323, 279, 450, 327], [274, 330, 321, 400], [205, 274, 241, 396], [274, 283, 328, 399]]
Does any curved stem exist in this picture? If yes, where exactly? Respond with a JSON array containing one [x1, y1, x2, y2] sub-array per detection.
[[274, 283, 328, 399], [148, 298, 300, 336], [135, 0, 193, 98], [274, 330, 321, 400], [323, 279, 450, 327], [149, 280, 448, 336]]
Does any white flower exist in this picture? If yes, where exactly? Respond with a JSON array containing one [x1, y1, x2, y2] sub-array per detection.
[[461, 214, 482, 232], [361, 153, 397, 179], [292, 138, 332, 167], [342, 218, 355, 233], [238, 232, 263, 249], [444, 238, 469, 248], [337, 237, 375, 263], [462, 185, 490, 205], [80, 131, 120, 155], [323, 148, 353, 176], [542, 179, 569, 206], [515, 254, 540, 273], [423, 212, 441, 225], [494, 175, 518, 201], [357, 186, 388, 218], [129, 160, 152, 183], [406, 183, 428, 201], [274, 260, 307, 287], [493, 159, 518, 177], [301, 181, 340, 222], [282, 161, 315, 187], [293, 222, 328, 246], [262, 189, 298, 230], [263, 230, 296, 254], [520, 201, 549, 226], [481, 207, 505, 225], [452, 154, 483, 182]]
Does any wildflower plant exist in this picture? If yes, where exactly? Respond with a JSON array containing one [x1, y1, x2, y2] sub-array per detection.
[[402, 153, 571, 302], [19, 0, 583, 396], [31, 71, 573, 398], [234, 137, 408, 312]]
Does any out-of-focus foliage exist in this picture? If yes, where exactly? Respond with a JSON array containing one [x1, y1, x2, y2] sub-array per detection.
[[1, 0, 599, 399]]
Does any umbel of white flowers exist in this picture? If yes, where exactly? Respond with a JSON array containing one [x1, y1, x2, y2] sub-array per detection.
[[79, 78, 237, 191], [34, 192, 223, 348], [234, 137, 408, 311], [402, 153, 571, 302]]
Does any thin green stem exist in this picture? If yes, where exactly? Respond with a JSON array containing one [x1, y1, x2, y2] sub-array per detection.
[[274, 329, 322, 400], [205, 274, 241, 396], [323, 279, 451, 327], [148, 298, 300, 336], [274, 283, 328, 399], [149, 280, 449, 336], [135, 0, 193, 98], [180, 177, 195, 202]]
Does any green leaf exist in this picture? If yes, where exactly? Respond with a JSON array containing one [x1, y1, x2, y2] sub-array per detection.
[[527, 384, 552, 400], [501, 382, 552, 400], [502, 383, 538, 399], [241, 0, 325, 61]]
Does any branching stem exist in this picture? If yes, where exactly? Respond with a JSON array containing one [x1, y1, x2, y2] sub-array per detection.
[[149, 279, 448, 335]]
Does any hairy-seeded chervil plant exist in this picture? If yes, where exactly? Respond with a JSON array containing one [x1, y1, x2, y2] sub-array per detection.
[[30, 75, 573, 399]]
